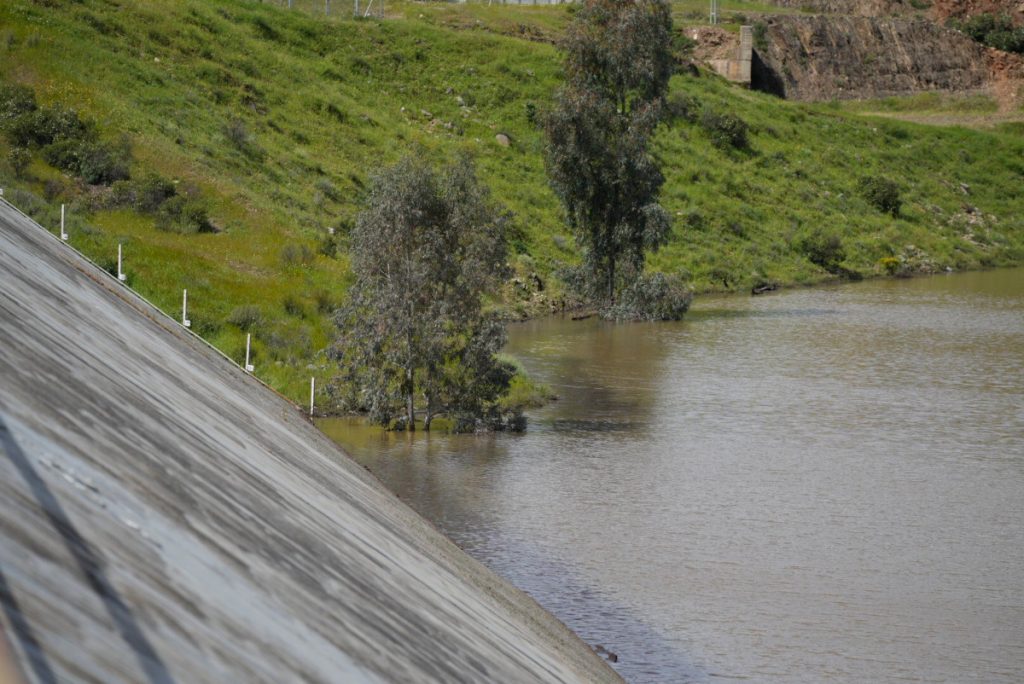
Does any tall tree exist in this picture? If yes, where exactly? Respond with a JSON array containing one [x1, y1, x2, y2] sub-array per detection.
[[544, 0, 674, 303], [332, 155, 516, 431]]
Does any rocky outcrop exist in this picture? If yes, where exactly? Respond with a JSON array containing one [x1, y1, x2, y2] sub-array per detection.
[[762, 0, 913, 16], [751, 16, 993, 100], [765, 0, 1024, 22], [931, 1, 1024, 24]]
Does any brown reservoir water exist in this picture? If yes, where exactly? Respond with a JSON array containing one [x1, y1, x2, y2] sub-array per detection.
[[319, 268, 1024, 683]]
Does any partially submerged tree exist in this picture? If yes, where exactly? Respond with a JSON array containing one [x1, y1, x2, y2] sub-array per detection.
[[332, 155, 521, 432], [544, 0, 684, 318]]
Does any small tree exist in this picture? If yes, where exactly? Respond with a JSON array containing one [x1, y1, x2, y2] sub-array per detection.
[[332, 155, 518, 431], [543, 0, 675, 306]]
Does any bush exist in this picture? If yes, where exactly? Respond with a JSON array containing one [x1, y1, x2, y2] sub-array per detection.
[[796, 229, 846, 273], [223, 117, 264, 159], [671, 32, 697, 60], [43, 178, 65, 201], [524, 102, 537, 125], [280, 243, 314, 267], [700, 108, 749, 150], [752, 22, 769, 51], [8, 147, 31, 177], [0, 84, 37, 124], [667, 91, 702, 123], [317, 233, 340, 258], [111, 173, 176, 213], [226, 305, 262, 331], [44, 138, 132, 186], [282, 294, 305, 317], [6, 105, 93, 148], [313, 289, 336, 314], [953, 13, 1024, 53], [859, 176, 902, 216], [155, 195, 213, 234], [315, 177, 341, 202], [602, 272, 692, 321]]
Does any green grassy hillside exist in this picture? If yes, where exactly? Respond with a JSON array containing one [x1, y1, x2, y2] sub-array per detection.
[[2, 0, 1022, 404]]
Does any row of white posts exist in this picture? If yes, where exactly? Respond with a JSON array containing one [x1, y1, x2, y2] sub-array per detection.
[[58, 204, 319, 417]]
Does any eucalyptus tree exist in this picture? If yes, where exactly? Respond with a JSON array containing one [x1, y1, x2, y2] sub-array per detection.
[[332, 155, 517, 431], [544, 0, 675, 304]]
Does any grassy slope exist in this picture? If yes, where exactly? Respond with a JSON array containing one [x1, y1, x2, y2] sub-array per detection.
[[1, 0, 1022, 405]]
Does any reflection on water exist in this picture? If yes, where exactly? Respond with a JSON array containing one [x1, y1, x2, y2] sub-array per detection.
[[320, 268, 1024, 683]]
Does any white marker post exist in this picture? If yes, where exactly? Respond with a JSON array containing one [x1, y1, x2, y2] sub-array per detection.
[[60, 204, 68, 241], [117, 243, 127, 282], [244, 333, 254, 373], [182, 289, 191, 328], [310, 377, 316, 416]]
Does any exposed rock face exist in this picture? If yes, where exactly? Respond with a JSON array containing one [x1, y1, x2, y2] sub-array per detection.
[[765, 0, 1024, 22], [930, 0, 1024, 24], [751, 16, 992, 100], [761, 0, 912, 16]]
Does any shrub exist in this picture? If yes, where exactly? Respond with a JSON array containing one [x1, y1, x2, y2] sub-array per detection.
[[0, 84, 37, 124], [682, 208, 705, 230], [954, 13, 1024, 54], [280, 243, 314, 267], [313, 289, 336, 314], [524, 102, 537, 125], [282, 294, 305, 317], [226, 305, 262, 330], [317, 233, 339, 258], [155, 195, 213, 234], [8, 147, 31, 177], [111, 173, 176, 212], [796, 229, 846, 272], [700, 108, 749, 149], [859, 176, 902, 216], [879, 256, 901, 275], [602, 272, 692, 321], [74, 139, 131, 184], [43, 178, 65, 201], [223, 117, 264, 159], [752, 22, 769, 51], [6, 105, 92, 148], [315, 177, 341, 202], [671, 32, 697, 59], [667, 91, 701, 123]]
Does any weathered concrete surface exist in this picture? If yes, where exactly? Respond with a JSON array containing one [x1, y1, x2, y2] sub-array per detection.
[[708, 25, 753, 85], [0, 199, 621, 684]]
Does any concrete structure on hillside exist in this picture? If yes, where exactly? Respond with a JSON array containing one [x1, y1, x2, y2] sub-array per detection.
[[0, 199, 621, 684], [709, 25, 753, 85]]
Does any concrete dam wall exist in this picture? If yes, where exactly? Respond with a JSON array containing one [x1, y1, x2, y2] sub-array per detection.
[[0, 199, 620, 683]]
